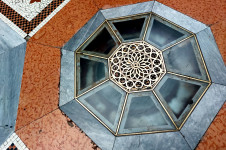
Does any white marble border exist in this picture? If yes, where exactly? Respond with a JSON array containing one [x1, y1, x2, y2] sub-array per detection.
[[0, 133, 29, 150], [0, 0, 70, 38], [2, 0, 53, 21], [28, 0, 70, 37]]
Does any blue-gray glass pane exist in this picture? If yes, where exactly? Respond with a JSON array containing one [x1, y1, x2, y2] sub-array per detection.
[[76, 54, 108, 96], [159, 78, 200, 118], [113, 18, 145, 40], [80, 58, 105, 90], [84, 27, 116, 55], [124, 96, 168, 129], [148, 20, 183, 47], [78, 81, 126, 132], [163, 37, 208, 81], [145, 16, 191, 50], [155, 74, 209, 126], [119, 92, 175, 134], [84, 86, 121, 124]]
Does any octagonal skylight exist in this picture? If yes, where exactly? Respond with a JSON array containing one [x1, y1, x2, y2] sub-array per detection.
[[59, 2, 226, 149], [73, 13, 211, 136]]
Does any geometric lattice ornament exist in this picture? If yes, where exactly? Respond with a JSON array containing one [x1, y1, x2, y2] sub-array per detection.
[[109, 41, 165, 92]]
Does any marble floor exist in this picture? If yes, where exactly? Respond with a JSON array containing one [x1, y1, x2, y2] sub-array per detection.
[[0, 0, 225, 149]]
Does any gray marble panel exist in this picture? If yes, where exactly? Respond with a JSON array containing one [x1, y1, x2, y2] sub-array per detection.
[[0, 42, 26, 127], [59, 49, 74, 106], [0, 127, 14, 146], [152, 2, 207, 33], [113, 131, 191, 150], [60, 100, 115, 150], [0, 19, 25, 51], [101, 1, 154, 19], [181, 83, 226, 149], [63, 11, 105, 51], [196, 28, 226, 85]]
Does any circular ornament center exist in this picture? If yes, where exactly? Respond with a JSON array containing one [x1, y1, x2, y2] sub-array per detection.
[[109, 41, 166, 91], [131, 61, 140, 69]]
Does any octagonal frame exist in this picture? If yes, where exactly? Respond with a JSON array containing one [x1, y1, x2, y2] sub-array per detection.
[[108, 40, 166, 93], [60, 1, 226, 150]]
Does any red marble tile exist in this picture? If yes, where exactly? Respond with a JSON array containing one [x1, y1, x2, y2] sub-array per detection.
[[29, 0, 98, 48], [211, 20, 226, 65], [16, 42, 60, 130], [157, 0, 226, 25], [94, 0, 150, 9], [16, 109, 99, 150], [197, 103, 226, 150]]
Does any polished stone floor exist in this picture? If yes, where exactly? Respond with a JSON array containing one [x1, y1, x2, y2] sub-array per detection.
[[0, 0, 225, 149]]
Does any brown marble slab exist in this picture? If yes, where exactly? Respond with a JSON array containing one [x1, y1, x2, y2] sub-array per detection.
[[29, 0, 98, 48], [16, 42, 60, 130], [94, 0, 150, 9], [211, 20, 226, 65], [16, 109, 99, 150], [197, 103, 226, 150], [157, 0, 226, 26]]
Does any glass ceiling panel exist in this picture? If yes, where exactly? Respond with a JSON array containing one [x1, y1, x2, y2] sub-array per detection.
[[154, 73, 209, 127], [163, 37, 209, 81], [78, 23, 120, 57], [113, 18, 145, 40], [77, 81, 126, 132], [118, 92, 175, 134], [145, 15, 191, 50], [109, 15, 149, 42], [76, 54, 108, 96]]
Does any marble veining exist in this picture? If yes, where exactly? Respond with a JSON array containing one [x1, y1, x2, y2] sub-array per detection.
[[152, 1, 208, 34], [0, 19, 25, 51], [0, 42, 26, 133], [59, 49, 74, 106], [181, 83, 226, 149], [113, 131, 191, 150], [0, 127, 14, 146], [101, 1, 154, 19], [0, 18, 26, 146], [196, 27, 226, 85]]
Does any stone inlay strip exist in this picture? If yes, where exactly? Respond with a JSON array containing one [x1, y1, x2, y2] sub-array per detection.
[[0, 133, 29, 150], [0, 0, 69, 37]]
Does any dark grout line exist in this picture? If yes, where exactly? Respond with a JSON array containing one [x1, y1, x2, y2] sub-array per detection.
[[179, 131, 193, 150], [15, 107, 59, 132], [27, 40, 62, 49], [212, 82, 226, 87], [111, 136, 117, 150]]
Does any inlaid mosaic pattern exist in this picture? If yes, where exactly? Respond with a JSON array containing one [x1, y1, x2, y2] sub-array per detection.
[[2, 0, 53, 21], [0, 133, 29, 150], [0, 0, 69, 37], [7, 143, 17, 150]]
